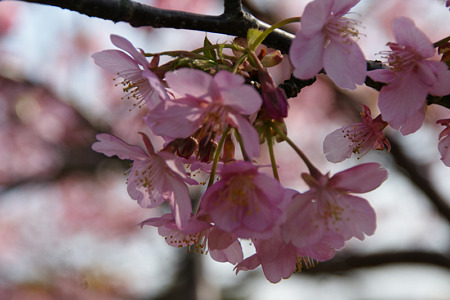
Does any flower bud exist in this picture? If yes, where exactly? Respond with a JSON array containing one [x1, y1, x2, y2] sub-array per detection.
[[258, 70, 288, 121], [221, 134, 235, 162], [177, 136, 198, 159], [260, 50, 283, 67], [198, 137, 217, 163]]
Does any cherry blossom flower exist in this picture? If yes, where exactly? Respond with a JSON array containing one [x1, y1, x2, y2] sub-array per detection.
[[323, 105, 390, 163], [141, 213, 243, 264], [199, 161, 285, 239], [234, 187, 342, 284], [437, 118, 450, 166], [145, 68, 262, 158], [290, 0, 366, 90], [92, 34, 169, 109], [282, 163, 388, 250], [91, 133, 197, 229], [368, 17, 450, 135]]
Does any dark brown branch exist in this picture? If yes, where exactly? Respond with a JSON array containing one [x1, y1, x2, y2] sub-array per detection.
[[12, 0, 294, 53], [304, 250, 450, 275], [224, 0, 243, 15]]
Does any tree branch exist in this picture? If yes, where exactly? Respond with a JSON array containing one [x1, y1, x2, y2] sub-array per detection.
[[304, 250, 450, 275], [13, 0, 294, 53]]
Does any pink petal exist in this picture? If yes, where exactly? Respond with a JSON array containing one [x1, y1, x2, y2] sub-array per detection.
[[258, 239, 297, 283], [281, 192, 325, 248], [297, 231, 343, 261], [91, 133, 147, 160], [214, 70, 245, 89], [110, 34, 149, 67], [142, 69, 170, 106], [438, 134, 450, 166], [227, 113, 260, 158], [290, 33, 326, 79], [164, 174, 193, 229], [219, 82, 262, 115], [323, 127, 355, 163], [208, 227, 236, 250], [392, 17, 434, 58], [301, 0, 333, 38], [252, 174, 285, 206], [330, 162, 388, 193], [427, 61, 450, 96], [165, 68, 213, 100], [159, 151, 198, 185], [331, 194, 376, 241], [139, 213, 173, 228], [331, 0, 360, 15], [235, 254, 260, 273], [126, 160, 166, 208], [210, 239, 243, 264], [240, 197, 278, 234], [144, 102, 202, 139], [323, 39, 366, 89], [92, 49, 140, 75], [377, 72, 428, 128], [398, 108, 425, 135], [367, 69, 396, 83]]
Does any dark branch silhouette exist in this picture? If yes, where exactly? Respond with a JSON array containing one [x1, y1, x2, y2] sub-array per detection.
[[304, 250, 450, 274]]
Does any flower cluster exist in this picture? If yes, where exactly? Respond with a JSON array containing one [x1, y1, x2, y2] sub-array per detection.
[[91, 0, 450, 283]]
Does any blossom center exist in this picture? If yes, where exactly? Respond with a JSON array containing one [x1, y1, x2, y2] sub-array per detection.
[[342, 125, 372, 155], [133, 159, 165, 202], [199, 103, 229, 138], [114, 70, 153, 109], [385, 43, 418, 72], [219, 175, 258, 215], [326, 15, 360, 44]]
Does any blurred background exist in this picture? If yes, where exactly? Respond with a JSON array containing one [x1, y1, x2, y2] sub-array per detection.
[[0, 0, 449, 299]]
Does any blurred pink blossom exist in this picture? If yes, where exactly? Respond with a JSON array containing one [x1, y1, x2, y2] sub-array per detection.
[[368, 17, 450, 135], [437, 118, 450, 166], [290, 0, 366, 90], [323, 105, 390, 162], [91, 133, 197, 229], [145, 69, 262, 158]]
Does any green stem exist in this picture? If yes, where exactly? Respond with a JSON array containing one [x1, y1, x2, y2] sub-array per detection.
[[207, 126, 231, 188], [265, 126, 279, 181], [250, 17, 301, 51], [434, 35, 450, 48], [234, 129, 250, 162], [272, 124, 320, 176], [232, 53, 249, 73], [193, 43, 246, 54]]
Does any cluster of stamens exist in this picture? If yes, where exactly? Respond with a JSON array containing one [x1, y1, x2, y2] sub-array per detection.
[[296, 256, 317, 272]]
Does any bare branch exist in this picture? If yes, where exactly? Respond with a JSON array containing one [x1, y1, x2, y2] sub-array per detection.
[[12, 0, 294, 53], [303, 250, 450, 275]]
